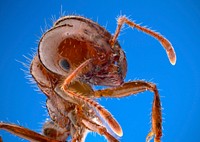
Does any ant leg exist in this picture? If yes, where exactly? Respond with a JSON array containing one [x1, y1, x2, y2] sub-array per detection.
[[81, 118, 119, 142], [94, 81, 162, 142], [55, 86, 123, 137], [57, 59, 122, 137], [110, 16, 176, 65], [0, 122, 60, 142], [75, 106, 119, 142], [0, 136, 2, 142]]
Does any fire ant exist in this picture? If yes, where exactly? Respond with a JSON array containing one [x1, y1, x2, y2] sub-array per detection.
[[0, 15, 176, 142]]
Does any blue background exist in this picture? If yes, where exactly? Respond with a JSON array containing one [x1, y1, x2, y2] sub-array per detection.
[[0, 0, 200, 142]]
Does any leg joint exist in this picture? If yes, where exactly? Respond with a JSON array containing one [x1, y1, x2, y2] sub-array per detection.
[[145, 82, 158, 93]]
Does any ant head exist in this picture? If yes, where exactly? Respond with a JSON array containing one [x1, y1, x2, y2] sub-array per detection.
[[38, 16, 127, 86]]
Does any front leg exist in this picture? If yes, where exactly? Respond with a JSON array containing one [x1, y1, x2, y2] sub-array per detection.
[[81, 117, 119, 142], [94, 81, 162, 142], [75, 106, 119, 142], [56, 86, 123, 137], [59, 59, 123, 137]]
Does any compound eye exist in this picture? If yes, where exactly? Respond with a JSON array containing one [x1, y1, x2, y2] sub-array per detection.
[[59, 59, 70, 71]]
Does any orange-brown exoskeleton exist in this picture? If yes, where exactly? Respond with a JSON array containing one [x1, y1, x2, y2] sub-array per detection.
[[0, 15, 176, 142]]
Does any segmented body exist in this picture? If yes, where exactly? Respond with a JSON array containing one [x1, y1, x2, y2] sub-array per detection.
[[0, 15, 176, 142], [31, 16, 126, 141]]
